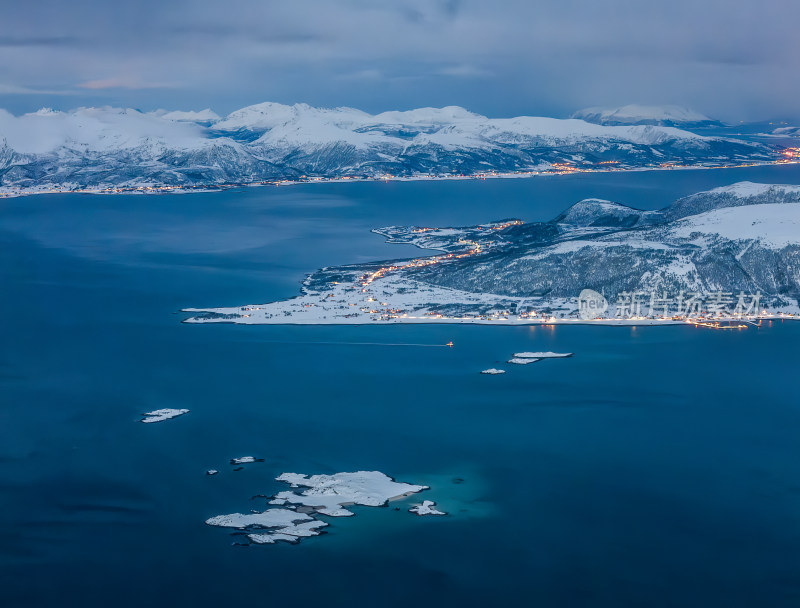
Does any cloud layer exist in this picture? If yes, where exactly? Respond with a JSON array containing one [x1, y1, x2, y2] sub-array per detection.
[[1, 0, 798, 121]]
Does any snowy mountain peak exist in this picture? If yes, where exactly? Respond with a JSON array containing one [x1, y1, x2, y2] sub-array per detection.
[[555, 199, 657, 228], [33, 107, 61, 116], [214, 102, 370, 132], [372, 105, 482, 124], [572, 104, 718, 127]]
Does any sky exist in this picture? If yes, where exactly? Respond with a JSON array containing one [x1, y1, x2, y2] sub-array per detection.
[[1, 0, 798, 122]]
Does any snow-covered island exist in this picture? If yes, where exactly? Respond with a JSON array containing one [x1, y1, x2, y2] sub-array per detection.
[[230, 456, 264, 465], [481, 368, 506, 375], [206, 509, 328, 545], [410, 500, 447, 516], [206, 471, 430, 545], [140, 408, 189, 424], [184, 183, 800, 328]]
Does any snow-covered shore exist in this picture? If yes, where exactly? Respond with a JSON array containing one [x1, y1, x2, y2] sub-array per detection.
[[3, 158, 798, 200]]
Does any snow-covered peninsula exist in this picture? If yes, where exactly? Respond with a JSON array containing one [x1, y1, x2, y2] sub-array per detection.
[[184, 183, 800, 327]]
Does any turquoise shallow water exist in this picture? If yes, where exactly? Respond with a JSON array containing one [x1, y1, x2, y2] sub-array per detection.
[[1, 166, 800, 607]]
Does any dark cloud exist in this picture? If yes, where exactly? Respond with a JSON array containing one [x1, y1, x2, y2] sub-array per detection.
[[0, 36, 79, 48], [442, 0, 463, 18], [0, 0, 798, 122]]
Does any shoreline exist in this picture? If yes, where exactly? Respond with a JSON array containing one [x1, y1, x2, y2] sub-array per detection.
[[2, 158, 799, 199], [180, 312, 800, 328]]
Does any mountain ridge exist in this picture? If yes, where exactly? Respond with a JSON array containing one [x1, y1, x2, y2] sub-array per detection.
[[571, 104, 723, 127]]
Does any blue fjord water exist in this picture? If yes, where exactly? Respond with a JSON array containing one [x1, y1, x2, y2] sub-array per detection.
[[1, 166, 800, 607]]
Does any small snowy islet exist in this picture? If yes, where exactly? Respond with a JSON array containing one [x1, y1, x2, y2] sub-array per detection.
[[230, 456, 263, 465], [410, 500, 447, 516], [140, 408, 189, 423]]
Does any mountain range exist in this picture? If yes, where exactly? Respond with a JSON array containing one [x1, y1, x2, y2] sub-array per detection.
[[0, 103, 781, 195]]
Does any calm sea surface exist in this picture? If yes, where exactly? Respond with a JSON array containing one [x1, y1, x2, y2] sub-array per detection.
[[2, 166, 800, 607]]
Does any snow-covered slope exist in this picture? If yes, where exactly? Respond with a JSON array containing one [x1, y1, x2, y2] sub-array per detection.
[[773, 126, 800, 137], [670, 203, 800, 249], [0, 102, 776, 195], [413, 182, 800, 306], [572, 105, 720, 127], [661, 182, 800, 221]]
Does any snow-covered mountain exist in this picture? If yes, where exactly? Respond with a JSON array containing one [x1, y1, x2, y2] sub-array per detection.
[[572, 105, 722, 127], [158, 109, 221, 124], [773, 126, 800, 137], [413, 182, 800, 308], [0, 102, 776, 195]]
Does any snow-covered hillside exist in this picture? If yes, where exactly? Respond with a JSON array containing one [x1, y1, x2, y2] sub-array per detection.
[[0, 102, 777, 195], [773, 126, 800, 137], [670, 203, 800, 249], [413, 182, 800, 306]]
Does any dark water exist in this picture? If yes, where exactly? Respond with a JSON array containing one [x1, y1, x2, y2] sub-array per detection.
[[1, 166, 800, 607]]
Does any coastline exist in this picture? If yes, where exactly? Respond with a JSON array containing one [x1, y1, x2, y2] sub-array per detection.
[[2, 157, 798, 199], [181, 310, 800, 328]]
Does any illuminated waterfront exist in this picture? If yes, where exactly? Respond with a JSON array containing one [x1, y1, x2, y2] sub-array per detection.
[[2, 151, 799, 199]]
